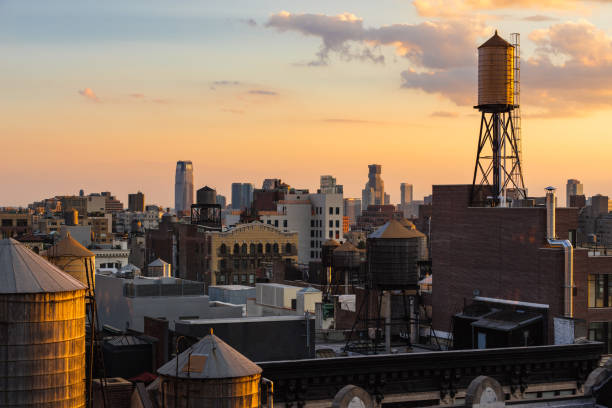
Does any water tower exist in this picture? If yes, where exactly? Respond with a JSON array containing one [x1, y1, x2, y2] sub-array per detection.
[[471, 31, 526, 206]]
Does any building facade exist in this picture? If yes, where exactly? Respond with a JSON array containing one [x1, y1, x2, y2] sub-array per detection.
[[208, 222, 298, 286], [344, 198, 361, 229], [231, 183, 254, 210], [128, 192, 145, 212], [175, 160, 194, 216], [567, 179, 584, 207]]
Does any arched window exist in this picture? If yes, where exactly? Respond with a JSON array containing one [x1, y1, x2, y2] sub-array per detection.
[[265, 243, 271, 253], [273, 243, 279, 254], [257, 243, 263, 254], [233, 243, 240, 254], [220, 244, 227, 255], [285, 243, 292, 253], [241, 243, 248, 255], [250, 243, 256, 254]]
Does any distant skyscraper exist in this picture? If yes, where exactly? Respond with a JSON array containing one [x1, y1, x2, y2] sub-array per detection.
[[566, 179, 584, 207], [231, 183, 254, 210], [344, 198, 361, 228], [175, 161, 194, 216], [319, 175, 343, 194], [128, 191, 145, 212], [216, 194, 227, 208], [361, 164, 385, 211], [400, 183, 413, 206]]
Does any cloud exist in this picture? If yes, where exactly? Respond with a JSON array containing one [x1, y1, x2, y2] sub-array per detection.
[[129, 93, 146, 98], [523, 14, 558, 22], [321, 118, 385, 124], [402, 19, 612, 117], [210, 80, 243, 90], [248, 89, 278, 96], [265, 11, 485, 69], [412, 0, 580, 18], [78, 88, 99, 102], [241, 18, 257, 27], [430, 111, 460, 118]]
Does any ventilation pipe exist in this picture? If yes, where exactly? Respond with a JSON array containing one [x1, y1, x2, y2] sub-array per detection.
[[545, 187, 574, 318]]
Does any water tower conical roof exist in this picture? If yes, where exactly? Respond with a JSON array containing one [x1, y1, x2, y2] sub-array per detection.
[[0, 238, 86, 294], [158, 333, 261, 379], [47, 232, 94, 258]]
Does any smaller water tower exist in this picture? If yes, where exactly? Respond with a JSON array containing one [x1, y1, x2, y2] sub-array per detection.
[[157, 332, 264, 408], [46, 232, 96, 290]]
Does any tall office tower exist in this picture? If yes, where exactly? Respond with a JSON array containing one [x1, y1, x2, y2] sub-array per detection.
[[216, 194, 227, 208], [319, 175, 343, 194], [231, 183, 254, 210], [128, 191, 145, 212], [400, 183, 413, 206], [344, 198, 361, 228], [566, 179, 584, 207], [361, 164, 385, 211], [175, 161, 194, 216]]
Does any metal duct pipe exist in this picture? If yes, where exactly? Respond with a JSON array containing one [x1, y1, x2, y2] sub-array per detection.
[[545, 187, 574, 318]]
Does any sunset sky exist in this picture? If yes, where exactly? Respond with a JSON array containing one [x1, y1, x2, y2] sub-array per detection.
[[3, 0, 612, 208]]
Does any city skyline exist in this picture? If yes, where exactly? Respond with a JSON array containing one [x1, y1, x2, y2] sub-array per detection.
[[4, 1, 612, 207]]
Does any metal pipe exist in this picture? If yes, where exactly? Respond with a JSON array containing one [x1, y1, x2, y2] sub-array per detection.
[[545, 187, 574, 318]]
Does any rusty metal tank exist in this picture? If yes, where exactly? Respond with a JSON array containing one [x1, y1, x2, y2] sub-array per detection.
[[478, 31, 514, 108], [0, 238, 87, 407]]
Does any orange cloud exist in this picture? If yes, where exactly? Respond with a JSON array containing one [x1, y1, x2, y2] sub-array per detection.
[[413, 0, 580, 17], [78, 88, 99, 102]]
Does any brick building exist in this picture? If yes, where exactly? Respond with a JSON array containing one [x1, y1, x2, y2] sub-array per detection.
[[431, 185, 612, 351]]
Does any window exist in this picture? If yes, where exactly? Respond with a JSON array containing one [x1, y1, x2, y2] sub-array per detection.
[[267, 220, 271, 224], [329, 207, 333, 215], [233, 274, 238, 283], [16, 219, 28, 227], [1, 219, 12, 227], [219, 274, 226, 283], [588, 274, 612, 308], [241, 243, 248, 255], [336, 231, 340, 239], [310, 240, 315, 248], [311, 220, 315, 228], [283, 220, 288, 228], [274, 220, 278, 227], [265, 243, 271, 253], [273, 243, 279, 253], [241, 259, 248, 270], [311, 251, 314, 258], [329, 230, 333, 238], [588, 321, 612, 353], [257, 243, 263, 254], [233, 259, 240, 270], [285, 243, 292, 253], [249, 274, 255, 284], [250, 243, 256, 254], [336, 207, 340, 215], [329, 220, 333, 228], [310, 230, 315, 237], [335, 220, 340, 228], [218, 243, 226, 254], [233, 243, 240, 254]]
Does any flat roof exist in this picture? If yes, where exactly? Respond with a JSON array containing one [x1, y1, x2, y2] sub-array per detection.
[[178, 315, 313, 324], [209, 285, 254, 290]]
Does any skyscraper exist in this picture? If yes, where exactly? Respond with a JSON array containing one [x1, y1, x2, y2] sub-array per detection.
[[231, 183, 254, 210], [175, 161, 194, 216], [361, 164, 385, 211], [319, 175, 343, 194], [344, 198, 361, 228], [400, 183, 413, 206], [566, 179, 584, 207], [128, 191, 145, 212]]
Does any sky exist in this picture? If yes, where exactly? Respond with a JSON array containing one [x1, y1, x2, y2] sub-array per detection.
[[2, 0, 612, 208]]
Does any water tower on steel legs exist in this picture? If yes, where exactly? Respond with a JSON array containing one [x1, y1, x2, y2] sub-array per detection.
[[471, 31, 526, 206]]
